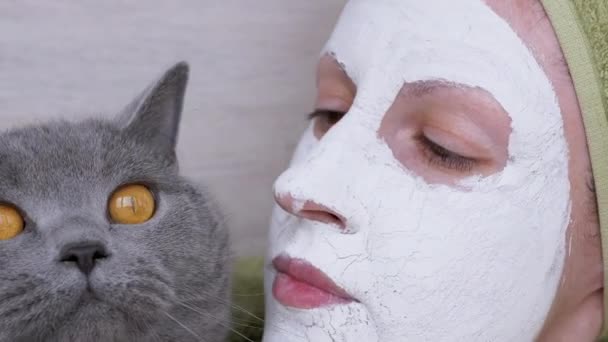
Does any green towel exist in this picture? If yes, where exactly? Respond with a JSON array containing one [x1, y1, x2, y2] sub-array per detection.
[[541, 0, 608, 337], [229, 257, 266, 342]]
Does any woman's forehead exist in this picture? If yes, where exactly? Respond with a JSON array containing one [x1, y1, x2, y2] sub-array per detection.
[[323, 0, 533, 78], [320, 0, 564, 88], [320, 0, 558, 133]]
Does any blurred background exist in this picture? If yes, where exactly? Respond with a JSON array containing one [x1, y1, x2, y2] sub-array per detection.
[[0, 0, 346, 256]]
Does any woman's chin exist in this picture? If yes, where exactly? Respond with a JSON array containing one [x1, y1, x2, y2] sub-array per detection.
[[263, 296, 379, 342]]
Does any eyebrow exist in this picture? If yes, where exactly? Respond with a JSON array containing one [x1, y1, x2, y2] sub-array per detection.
[[405, 79, 474, 97]]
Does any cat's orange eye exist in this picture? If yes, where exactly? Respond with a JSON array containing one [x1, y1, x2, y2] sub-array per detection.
[[0, 204, 25, 240], [108, 184, 156, 224]]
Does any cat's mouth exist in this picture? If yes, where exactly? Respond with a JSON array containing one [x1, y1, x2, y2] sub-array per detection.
[[71, 287, 107, 313], [81, 287, 102, 301]]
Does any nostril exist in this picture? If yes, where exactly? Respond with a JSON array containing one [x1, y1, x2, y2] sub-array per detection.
[[300, 210, 345, 228], [275, 194, 347, 229], [93, 250, 107, 260], [59, 242, 109, 275], [62, 253, 79, 264]]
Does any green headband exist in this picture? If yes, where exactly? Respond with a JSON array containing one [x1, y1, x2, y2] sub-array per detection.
[[541, 0, 608, 338]]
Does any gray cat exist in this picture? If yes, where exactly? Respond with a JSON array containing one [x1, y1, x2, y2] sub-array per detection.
[[0, 62, 230, 342]]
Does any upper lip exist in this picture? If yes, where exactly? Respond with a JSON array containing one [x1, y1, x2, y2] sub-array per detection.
[[272, 254, 355, 301]]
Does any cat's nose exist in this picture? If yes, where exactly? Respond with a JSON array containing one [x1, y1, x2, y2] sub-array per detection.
[[59, 242, 109, 275]]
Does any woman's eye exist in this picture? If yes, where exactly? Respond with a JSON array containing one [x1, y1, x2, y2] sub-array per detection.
[[308, 109, 346, 137], [418, 135, 476, 172], [308, 109, 345, 125], [0, 204, 25, 241], [108, 184, 156, 224]]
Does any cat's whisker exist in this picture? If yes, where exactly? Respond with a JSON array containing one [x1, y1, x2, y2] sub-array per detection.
[[193, 290, 266, 323], [177, 300, 262, 328], [181, 292, 298, 338], [163, 311, 206, 342], [227, 321, 264, 330], [183, 292, 268, 329], [140, 315, 163, 342], [230, 317, 266, 326], [232, 292, 265, 297], [176, 301, 256, 342], [0, 286, 43, 303]]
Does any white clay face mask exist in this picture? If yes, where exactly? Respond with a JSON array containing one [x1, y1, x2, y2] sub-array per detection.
[[263, 0, 571, 341]]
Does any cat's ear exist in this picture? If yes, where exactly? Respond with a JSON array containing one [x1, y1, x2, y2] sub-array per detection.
[[117, 61, 189, 156]]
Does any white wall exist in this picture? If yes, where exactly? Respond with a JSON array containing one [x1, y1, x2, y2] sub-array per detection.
[[0, 0, 346, 256]]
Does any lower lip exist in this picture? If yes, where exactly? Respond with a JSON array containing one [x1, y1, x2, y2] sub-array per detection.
[[272, 257, 354, 309]]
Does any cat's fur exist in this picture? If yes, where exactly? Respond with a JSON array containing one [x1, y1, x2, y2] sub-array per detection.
[[0, 62, 230, 342]]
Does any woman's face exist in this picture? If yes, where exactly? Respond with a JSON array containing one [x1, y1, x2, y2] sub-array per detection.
[[264, 0, 571, 341]]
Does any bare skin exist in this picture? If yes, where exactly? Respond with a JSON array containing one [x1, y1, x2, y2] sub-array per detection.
[[277, 0, 602, 340]]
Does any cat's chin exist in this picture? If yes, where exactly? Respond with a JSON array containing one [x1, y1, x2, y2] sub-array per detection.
[[48, 293, 159, 342], [74, 287, 165, 321]]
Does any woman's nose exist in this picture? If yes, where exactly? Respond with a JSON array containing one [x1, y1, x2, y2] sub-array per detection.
[[275, 193, 346, 229]]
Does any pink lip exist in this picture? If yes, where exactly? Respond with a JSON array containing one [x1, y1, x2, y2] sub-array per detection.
[[272, 255, 355, 309]]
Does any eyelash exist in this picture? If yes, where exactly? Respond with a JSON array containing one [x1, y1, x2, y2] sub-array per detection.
[[308, 109, 345, 125], [308, 109, 476, 173], [417, 135, 476, 172]]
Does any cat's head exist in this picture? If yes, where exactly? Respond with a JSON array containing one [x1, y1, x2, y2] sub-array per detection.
[[0, 62, 230, 342]]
